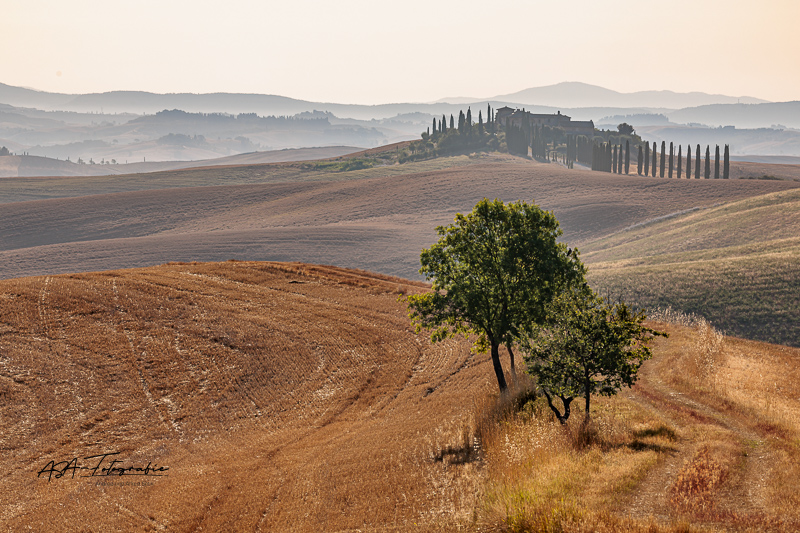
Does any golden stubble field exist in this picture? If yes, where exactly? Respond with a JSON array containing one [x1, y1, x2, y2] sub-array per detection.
[[0, 261, 494, 531]]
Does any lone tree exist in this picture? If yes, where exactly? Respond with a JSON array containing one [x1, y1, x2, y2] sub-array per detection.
[[618, 123, 635, 136], [522, 291, 666, 423], [406, 198, 586, 393]]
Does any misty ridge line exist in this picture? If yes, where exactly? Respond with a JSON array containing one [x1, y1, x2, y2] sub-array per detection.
[[2, 80, 799, 176]]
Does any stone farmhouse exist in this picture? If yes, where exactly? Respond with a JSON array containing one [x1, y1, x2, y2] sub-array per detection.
[[494, 106, 594, 137]]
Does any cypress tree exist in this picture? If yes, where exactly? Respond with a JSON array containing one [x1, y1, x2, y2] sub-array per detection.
[[625, 139, 631, 174], [432, 118, 437, 135], [612, 145, 618, 173], [677, 144, 682, 179], [714, 145, 720, 179], [606, 143, 612, 172], [652, 142, 658, 177], [660, 141, 666, 177], [705, 145, 711, 179], [686, 144, 691, 180], [466, 107, 472, 130], [478, 110, 483, 133], [724, 144, 730, 179], [644, 142, 650, 176], [441, 115, 446, 132], [668, 142, 674, 178], [637, 144, 643, 175], [450, 114, 455, 130], [695, 144, 701, 179]]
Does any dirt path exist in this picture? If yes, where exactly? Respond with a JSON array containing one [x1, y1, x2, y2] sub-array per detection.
[[622, 343, 775, 525]]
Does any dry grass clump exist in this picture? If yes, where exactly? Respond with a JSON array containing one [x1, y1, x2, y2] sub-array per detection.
[[683, 319, 727, 390], [669, 446, 728, 514]]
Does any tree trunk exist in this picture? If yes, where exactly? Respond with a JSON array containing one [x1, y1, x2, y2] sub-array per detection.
[[490, 341, 508, 392], [506, 342, 517, 378], [584, 378, 591, 418], [542, 389, 572, 425]]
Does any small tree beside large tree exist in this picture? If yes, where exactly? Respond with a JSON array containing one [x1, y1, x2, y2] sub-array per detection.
[[521, 291, 666, 423]]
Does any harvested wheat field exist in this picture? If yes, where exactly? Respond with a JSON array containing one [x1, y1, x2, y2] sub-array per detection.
[[4, 261, 800, 532], [0, 261, 492, 531]]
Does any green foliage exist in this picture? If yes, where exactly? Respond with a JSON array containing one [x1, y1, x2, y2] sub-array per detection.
[[301, 158, 377, 172], [406, 198, 587, 391], [522, 291, 666, 423], [617, 122, 635, 136], [399, 127, 499, 163]]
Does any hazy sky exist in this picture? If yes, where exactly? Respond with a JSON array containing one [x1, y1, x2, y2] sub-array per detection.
[[2, 0, 799, 104]]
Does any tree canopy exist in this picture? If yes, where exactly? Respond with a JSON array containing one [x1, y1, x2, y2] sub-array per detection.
[[617, 123, 635, 136], [521, 291, 666, 423], [406, 198, 587, 392]]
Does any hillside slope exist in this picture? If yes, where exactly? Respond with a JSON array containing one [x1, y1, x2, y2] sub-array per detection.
[[0, 261, 490, 532], [584, 189, 800, 345], [2, 154, 796, 282]]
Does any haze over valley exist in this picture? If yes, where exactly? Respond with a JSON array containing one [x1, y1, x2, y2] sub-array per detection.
[[3, 81, 800, 177]]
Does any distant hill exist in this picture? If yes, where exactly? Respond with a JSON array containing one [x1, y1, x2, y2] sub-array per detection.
[[0, 146, 361, 178], [489, 82, 767, 109]]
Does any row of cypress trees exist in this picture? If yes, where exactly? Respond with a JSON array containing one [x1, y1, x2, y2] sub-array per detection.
[[430, 104, 498, 138], [632, 143, 730, 179], [592, 140, 631, 173], [592, 140, 731, 179]]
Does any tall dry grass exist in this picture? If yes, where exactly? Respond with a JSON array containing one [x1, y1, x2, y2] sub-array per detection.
[[467, 377, 687, 532]]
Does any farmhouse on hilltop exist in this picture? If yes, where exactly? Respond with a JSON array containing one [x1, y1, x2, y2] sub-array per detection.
[[495, 106, 594, 137]]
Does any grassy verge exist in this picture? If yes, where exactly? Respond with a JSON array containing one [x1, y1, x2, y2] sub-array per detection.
[[463, 314, 800, 532]]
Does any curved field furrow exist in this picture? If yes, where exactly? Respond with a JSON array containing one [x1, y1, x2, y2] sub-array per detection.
[[0, 261, 490, 532]]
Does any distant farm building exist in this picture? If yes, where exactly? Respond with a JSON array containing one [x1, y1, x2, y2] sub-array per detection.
[[495, 107, 594, 137]]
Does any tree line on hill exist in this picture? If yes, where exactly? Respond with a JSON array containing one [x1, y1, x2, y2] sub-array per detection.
[[406, 110, 731, 181], [401, 104, 501, 163]]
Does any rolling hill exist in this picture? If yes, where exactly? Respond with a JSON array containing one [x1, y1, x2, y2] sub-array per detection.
[[584, 188, 800, 345], [1, 152, 798, 346], [0, 146, 360, 177]]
